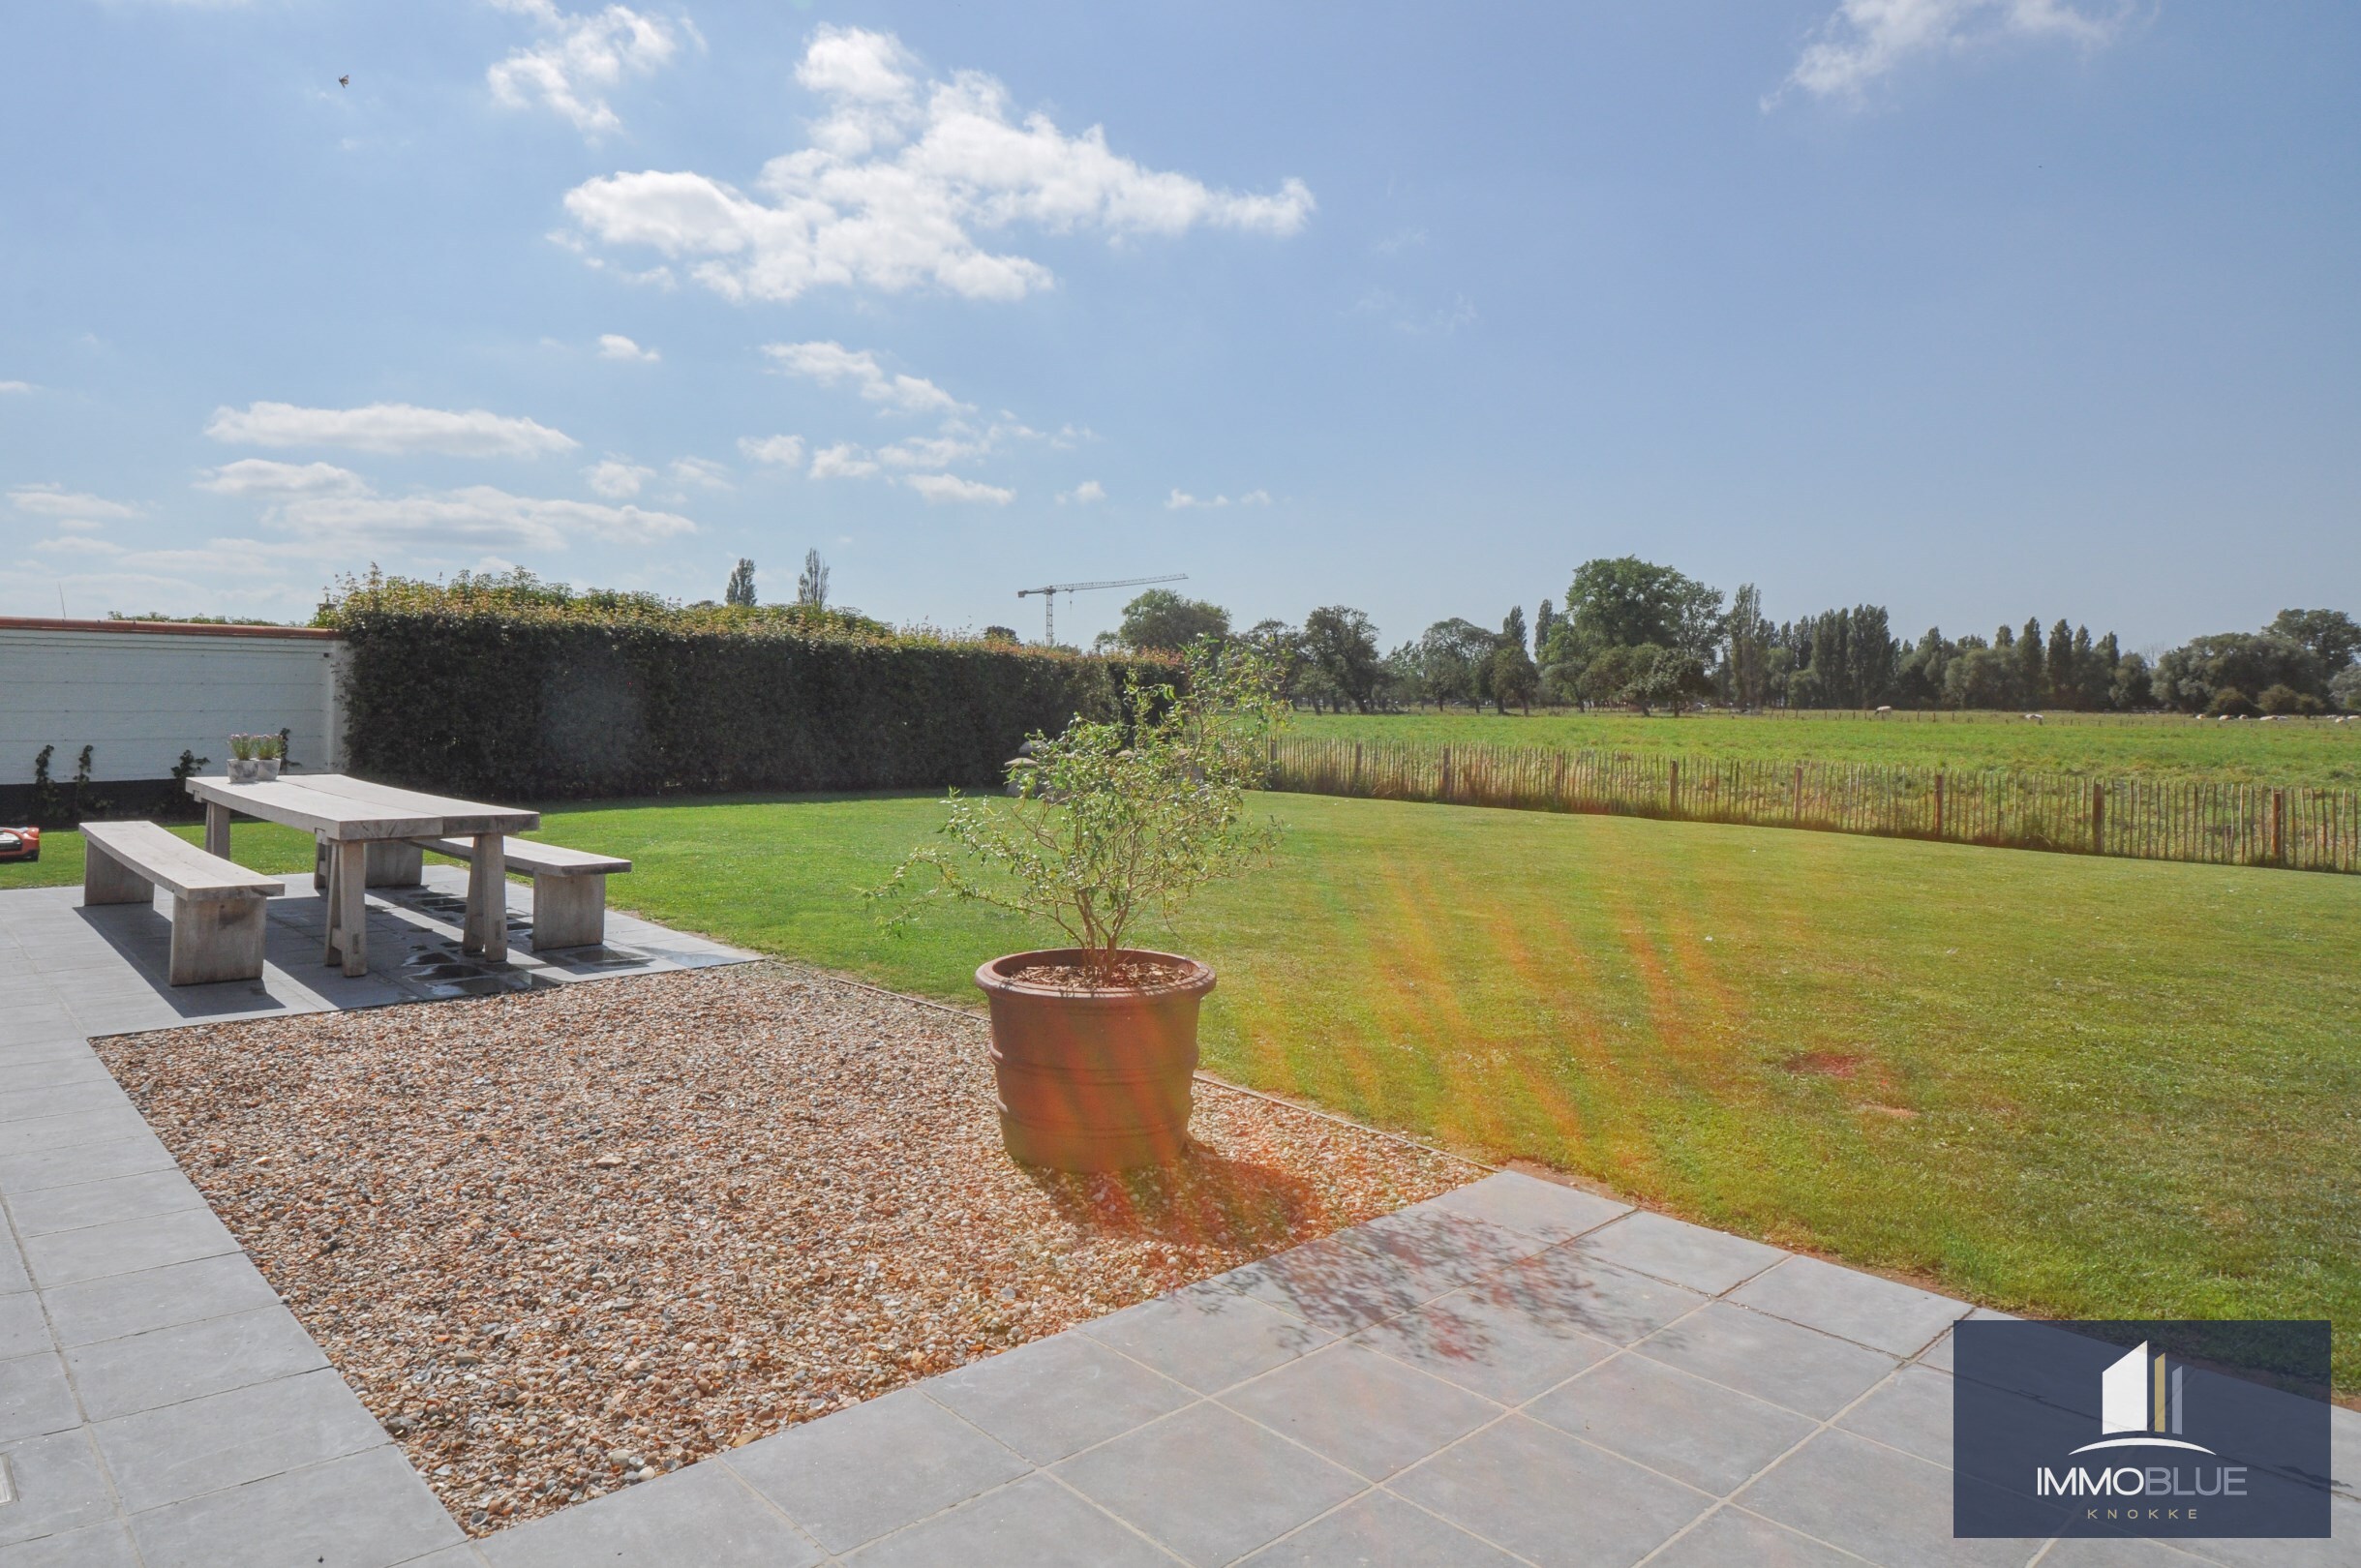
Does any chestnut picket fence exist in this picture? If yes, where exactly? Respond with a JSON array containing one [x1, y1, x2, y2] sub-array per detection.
[[1264, 738, 2361, 874]]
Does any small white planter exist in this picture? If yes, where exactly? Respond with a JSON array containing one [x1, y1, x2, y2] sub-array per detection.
[[256, 759, 283, 782], [226, 759, 260, 784]]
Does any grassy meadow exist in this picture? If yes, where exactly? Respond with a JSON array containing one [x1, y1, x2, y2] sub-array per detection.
[[14, 791, 2357, 1389], [1291, 709, 2361, 789]]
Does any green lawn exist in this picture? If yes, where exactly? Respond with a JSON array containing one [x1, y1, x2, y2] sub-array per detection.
[[11, 792, 2358, 1390], [1292, 709, 2361, 789]]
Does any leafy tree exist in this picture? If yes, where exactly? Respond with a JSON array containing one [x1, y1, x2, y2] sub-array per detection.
[[2268, 608, 2361, 673], [2330, 665, 2361, 712], [724, 558, 757, 607], [1417, 618, 1498, 709], [1724, 585, 1773, 709], [796, 549, 830, 610], [1241, 619, 1306, 703], [1117, 588, 1230, 651], [1945, 647, 2018, 709], [1532, 598, 1558, 661], [1894, 627, 1951, 708], [1490, 639, 1539, 714], [880, 641, 1286, 980], [1301, 607, 1385, 713], [2111, 649, 2153, 710], [2017, 617, 2045, 707], [2256, 683, 2324, 717], [2152, 633, 2322, 713], [2045, 619, 2075, 708], [1564, 558, 1724, 659]]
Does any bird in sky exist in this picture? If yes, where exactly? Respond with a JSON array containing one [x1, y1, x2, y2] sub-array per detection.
[[338, 75, 349, 87]]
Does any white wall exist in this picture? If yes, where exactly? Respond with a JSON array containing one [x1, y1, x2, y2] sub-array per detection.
[[0, 621, 347, 784]]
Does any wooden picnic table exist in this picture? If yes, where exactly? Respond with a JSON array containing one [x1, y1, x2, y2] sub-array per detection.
[[183, 772, 539, 977]]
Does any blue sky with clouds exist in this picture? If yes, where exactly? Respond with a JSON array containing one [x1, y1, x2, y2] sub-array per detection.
[[3, 1, 2354, 650]]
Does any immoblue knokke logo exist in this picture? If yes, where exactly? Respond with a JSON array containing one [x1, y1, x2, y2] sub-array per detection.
[[2035, 1341, 2249, 1508], [1951, 1319, 2330, 1540], [2073, 1341, 2208, 1456]]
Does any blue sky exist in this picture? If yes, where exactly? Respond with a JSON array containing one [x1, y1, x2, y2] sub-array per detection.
[[3, 1, 2354, 651]]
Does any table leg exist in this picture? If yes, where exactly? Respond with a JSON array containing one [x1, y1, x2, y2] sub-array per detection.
[[326, 840, 367, 976], [321, 839, 342, 965], [464, 832, 508, 962], [204, 802, 231, 859]]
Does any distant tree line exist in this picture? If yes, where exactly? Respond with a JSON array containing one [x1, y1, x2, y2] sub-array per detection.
[[1090, 560, 2361, 716]]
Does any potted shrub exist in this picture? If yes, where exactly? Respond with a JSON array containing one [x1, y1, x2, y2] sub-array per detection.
[[254, 732, 285, 782], [883, 642, 1286, 1171], [226, 733, 261, 784]]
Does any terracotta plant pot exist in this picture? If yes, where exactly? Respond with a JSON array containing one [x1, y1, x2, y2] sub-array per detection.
[[973, 948, 1216, 1172]]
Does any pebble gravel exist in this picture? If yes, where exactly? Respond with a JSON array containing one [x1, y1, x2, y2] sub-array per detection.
[[97, 962, 1470, 1536]]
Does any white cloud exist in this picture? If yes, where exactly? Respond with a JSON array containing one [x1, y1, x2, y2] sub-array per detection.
[[737, 434, 806, 467], [205, 401, 578, 457], [1240, 489, 1272, 506], [1774, 0, 2128, 103], [808, 442, 879, 480], [669, 457, 732, 490], [487, 1, 683, 137], [597, 332, 659, 361], [761, 341, 966, 414], [0, 380, 32, 394], [875, 432, 987, 469], [194, 460, 368, 498], [31, 536, 126, 557], [585, 458, 654, 498], [271, 484, 695, 552], [10, 485, 141, 520], [1057, 480, 1105, 505], [905, 472, 1014, 506], [561, 24, 1315, 305], [1165, 489, 1233, 510]]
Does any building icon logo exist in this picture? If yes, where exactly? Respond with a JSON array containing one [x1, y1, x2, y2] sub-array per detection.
[[2068, 1341, 2214, 1456]]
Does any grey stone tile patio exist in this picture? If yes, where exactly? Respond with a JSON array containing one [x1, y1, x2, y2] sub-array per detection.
[[4, 878, 2354, 1565]]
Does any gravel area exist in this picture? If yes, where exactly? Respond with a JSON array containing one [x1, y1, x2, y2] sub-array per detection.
[[98, 963, 1471, 1536]]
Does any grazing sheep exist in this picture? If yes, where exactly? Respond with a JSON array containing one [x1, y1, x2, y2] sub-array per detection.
[[1875, 705, 1893, 716], [2023, 712, 2044, 723]]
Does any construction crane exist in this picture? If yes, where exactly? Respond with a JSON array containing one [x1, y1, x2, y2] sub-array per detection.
[[1015, 574, 1186, 646]]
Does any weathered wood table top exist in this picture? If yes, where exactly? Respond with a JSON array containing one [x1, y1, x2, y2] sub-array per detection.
[[182, 772, 538, 841], [183, 772, 538, 974]]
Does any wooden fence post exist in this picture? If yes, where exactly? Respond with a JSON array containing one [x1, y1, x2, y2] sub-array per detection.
[[1439, 747, 1452, 801], [1351, 742, 1362, 794], [1933, 771, 1945, 839], [1792, 764, 1804, 823], [2091, 780, 2105, 855], [1668, 760, 1680, 818], [2272, 789, 2285, 864]]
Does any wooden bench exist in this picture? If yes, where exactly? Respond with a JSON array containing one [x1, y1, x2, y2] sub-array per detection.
[[81, 821, 281, 985], [409, 836, 631, 951]]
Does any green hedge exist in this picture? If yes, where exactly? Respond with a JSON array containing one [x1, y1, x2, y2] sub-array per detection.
[[330, 576, 1165, 799]]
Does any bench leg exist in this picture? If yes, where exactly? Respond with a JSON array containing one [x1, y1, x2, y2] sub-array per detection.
[[365, 841, 423, 888], [530, 872, 606, 951], [168, 895, 267, 985], [324, 840, 367, 977], [83, 842, 155, 907], [463, 832, 508, 962], [204, 801, 231, 859], [314, 831, 328, 892]]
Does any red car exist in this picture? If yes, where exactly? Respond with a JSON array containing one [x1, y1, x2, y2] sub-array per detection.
[[0, 827, 39, 862]]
